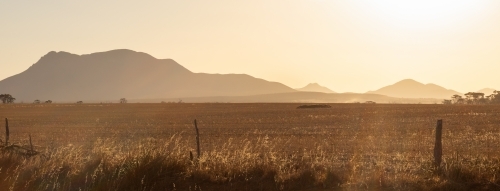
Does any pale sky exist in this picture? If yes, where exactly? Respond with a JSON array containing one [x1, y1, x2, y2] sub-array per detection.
[[1, 1, 499, 93]]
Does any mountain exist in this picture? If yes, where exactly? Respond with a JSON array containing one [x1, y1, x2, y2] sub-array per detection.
[[367, 79, 462, 99], [0, 49, 296, 102], [477, 88, 497, 95], [296, 83, 335, 93]]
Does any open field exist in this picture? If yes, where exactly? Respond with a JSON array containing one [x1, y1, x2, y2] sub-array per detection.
[[1, 103, 500, 190]]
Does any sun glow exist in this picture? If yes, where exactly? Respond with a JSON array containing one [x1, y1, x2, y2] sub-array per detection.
[[359, 0, 487, 30]]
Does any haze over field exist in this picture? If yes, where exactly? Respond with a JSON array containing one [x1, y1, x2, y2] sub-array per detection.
[[1, 1, 500, 95]]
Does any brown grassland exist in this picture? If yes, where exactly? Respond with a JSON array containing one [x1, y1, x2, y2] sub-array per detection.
[[1, 103, 500, 190]]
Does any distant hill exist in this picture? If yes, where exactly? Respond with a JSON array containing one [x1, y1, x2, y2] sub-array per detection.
[[477, 88, 497, 95], [0, 49, 296, 102], [367, 79, 462, 99], [296, 83, 335, 93]]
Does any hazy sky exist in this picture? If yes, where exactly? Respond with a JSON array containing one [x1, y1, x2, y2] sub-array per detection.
[[1, 1, 499, 93]]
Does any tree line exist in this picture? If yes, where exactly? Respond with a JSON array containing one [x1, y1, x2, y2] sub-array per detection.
[[443, 91, 500, 105], [0, 94, 125, 104]]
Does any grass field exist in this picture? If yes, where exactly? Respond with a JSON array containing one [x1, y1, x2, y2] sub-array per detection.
[[1, 103, 500, 190]]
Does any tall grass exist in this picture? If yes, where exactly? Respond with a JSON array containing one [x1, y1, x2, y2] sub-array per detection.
[[2, 134, 500, 190], [1, 135, 338, 191]]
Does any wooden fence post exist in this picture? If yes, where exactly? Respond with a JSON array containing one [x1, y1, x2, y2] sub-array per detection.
[[194, 119, 201, 159], [5, 118, 9, 146], [29, 134, 34, 154], [434, 119, 443, 167]]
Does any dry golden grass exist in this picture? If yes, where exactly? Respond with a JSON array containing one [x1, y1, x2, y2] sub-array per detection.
[[1, 103, 500, 190]]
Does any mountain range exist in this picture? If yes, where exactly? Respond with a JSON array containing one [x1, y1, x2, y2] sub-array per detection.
[[0, 49, 492, 103]]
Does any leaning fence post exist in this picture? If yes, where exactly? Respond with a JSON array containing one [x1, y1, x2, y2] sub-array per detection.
[[434, 119, 443, 167], [194, 119, 201, 159], [5, 118, 9, 146]]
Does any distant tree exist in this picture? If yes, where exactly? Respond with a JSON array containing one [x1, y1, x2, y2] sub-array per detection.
[[451, 95, 462, 104], [464, 92, 473, 101], [446, 91, 500, 105], [477, 97, 488, 104], [7, 96, 15, 103], [463, 92, 485, 104], [442, 99, 452, 105], [77, 101, 83, 104], [45, 100, 52, 104], [33, 100, 41, 104], [120, 98, 127, 103], [0, 94, 16, 104], [491, 90, 500, 104]]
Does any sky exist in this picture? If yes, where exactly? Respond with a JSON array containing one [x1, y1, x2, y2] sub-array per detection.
[[1, 1, 500, 93]]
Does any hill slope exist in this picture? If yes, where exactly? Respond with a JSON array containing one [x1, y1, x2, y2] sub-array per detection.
[[296, 83, 335, 93], [0, 49, 296, 102], [367, 79, 462, 99], [477, 88, 497, 96]]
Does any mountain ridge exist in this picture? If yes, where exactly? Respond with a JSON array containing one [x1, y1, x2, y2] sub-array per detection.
[[477, 88, 497, 95], [0, 49, 296, 102], [296, 83, 335, 93], [367, 79, 462, 99]]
